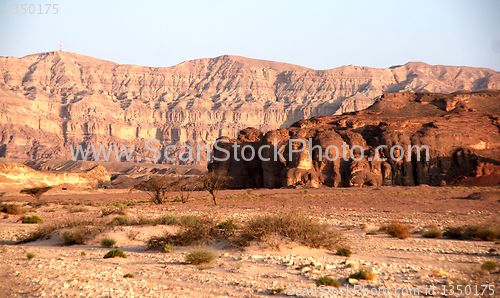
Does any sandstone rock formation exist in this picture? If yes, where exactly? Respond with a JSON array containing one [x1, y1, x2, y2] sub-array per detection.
[[0, 51, 498, 164], [209, 91, 500, 188], [0, 162, 110, 190]]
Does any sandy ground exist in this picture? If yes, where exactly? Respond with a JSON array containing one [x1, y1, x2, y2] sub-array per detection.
[[0, 186, 499, 297]]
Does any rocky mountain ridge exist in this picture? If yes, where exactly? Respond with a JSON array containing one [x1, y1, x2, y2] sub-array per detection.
[[0, 51, 498, 164]]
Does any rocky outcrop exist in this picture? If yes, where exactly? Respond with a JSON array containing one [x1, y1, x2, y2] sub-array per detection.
[[0, 51, 498, 164], [209, 91, 500, 188], [0, 162, 110, 190]]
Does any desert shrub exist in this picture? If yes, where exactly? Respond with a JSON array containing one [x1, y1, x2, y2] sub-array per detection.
[[62, 227, 89, 245], [109, 215, 157, 226], [185, 248, 215, 264], [159, 215, 178, 225], [481, 261, 497, 272], [101, 206, 127, 216], [162, 243, 174, 253], [0, 203, 25, 215], [148, 214, 341, 250], [103, 249, 127, 259], [335, 247, 352, 257], [178, 215, 201, 227], [26, 252, 35, 259], [443, 224, 500, 241], [68, 206, 89, 213], [123, 273, 134, 278], [21, 215, 43, 224], [147, 217, 215, 249], [216, 220, 238, 231], [421, 225, 442, 238], [349, 268, 377, 281], [110, 216, 134, 226], [100, 237, 116, 248], [19, 218, 107, 243], [379, 222, 412, 239], [236, 213, 340, 249], [315, 276, 341, 287]]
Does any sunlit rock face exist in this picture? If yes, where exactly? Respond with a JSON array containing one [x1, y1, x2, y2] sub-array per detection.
[[0, 51, 498, 164], [209, 91, 500, 188]]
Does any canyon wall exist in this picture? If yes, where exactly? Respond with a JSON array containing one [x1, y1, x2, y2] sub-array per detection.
[[0, 51, 498, 164], [209, 91, 500, 187]]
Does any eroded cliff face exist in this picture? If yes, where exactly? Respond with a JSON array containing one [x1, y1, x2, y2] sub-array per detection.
[[0, 51, 498, 164], [209, 91, 500, 188]]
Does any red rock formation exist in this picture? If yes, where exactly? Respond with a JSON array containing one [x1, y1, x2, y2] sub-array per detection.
[[209, 91, 500, 188]]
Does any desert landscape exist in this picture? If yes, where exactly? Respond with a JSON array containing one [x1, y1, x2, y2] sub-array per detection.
[[1, 0, 500, 296], [0, 186, 499, 297], [0, 86, 498, 297]]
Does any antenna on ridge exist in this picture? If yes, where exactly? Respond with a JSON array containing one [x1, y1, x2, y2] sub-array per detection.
[[59, 41, 63, 52]]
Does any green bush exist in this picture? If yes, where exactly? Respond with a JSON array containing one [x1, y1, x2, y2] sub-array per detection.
[[185, 248, 215, 265], [335, 247, 352, 257], [123, 273, 134, 278], [26, 253, 35, 259], [100, 237, 116, 248], [103, 249, 127, 259], [481, 260, 497, 272], [21, 215, 43, 224], [315, 276, 341, 287]]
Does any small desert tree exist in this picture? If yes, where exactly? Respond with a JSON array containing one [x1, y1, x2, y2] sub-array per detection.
[[200, 172, 227, 206], [175, 176, 199, 203], [133, 176, 176, 204], [20, 186, 53, 200]]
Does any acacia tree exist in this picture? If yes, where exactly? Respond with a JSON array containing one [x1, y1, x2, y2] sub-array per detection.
[[175, 176, 199, 203], [200, 172, 227, 206], [20, 186, 53, 200], [133, 176, 176, 204]]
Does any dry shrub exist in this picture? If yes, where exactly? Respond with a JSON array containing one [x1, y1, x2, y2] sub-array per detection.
[[147, 217, 215, 248], [379, 222, 412, 239], [185, 248, 216, 264], [0, 203, 25, 215], [235, 213, 340, 249], [349, 268, 377, 281], [443, 224, 500, 241], [421, 225, 442, 238], [101, 206, 127, 216], [63, 225, 105, 245], [147, 213, 342, 250], [19, 218, 108, 243]]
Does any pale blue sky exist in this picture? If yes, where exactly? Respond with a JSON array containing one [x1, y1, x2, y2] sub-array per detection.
[[0, 0, 499, 70]]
